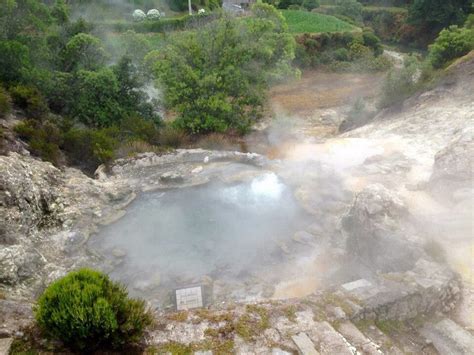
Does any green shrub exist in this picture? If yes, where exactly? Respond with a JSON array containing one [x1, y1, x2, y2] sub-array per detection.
[[428, 25, 474, 69], [35, 268, 152, 351], [378, 56, 428, 108], [465, 14, 474, 29], [333, 47, 350, 61], [361, 6, 408, 43], [0, 86, 12, 118], [10, 85, 49, 119], [362, 29, 383, 55], [14, 120, 63, 165], [118, 115, 160, 144], [303, 0, 320, 10], [63, 127, 117, 171]]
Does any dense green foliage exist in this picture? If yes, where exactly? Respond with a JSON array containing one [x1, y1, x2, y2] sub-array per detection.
[[35, 268, 152, 351], [0, 86, 12, 118], [0, 0, 163, 169], [281, 10, 356, 33], [361, 6, 409, 43], [294, 30, 390, 71], [278, 0, 320, 11], [408, 0, 472, 42], [149, 4, 296, 134], [428, 25, 474, 68]]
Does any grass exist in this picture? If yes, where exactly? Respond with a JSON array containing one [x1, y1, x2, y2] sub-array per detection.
[[281, 10, 357, 34]]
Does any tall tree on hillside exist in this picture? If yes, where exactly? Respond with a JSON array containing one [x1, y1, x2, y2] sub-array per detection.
[[149, 4, 296, 134]]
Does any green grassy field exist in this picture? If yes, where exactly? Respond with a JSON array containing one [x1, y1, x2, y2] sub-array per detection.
[[281, 10, 357, 34]]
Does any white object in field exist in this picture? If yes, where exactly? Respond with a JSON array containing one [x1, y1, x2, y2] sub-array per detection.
[[176, 286, 203, 310], [133, 9, 146, 21], [147, 9, 161, 19], [198, 9, 206, 14]]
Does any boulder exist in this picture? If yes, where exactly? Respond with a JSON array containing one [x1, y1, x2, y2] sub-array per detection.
[[341, 184, 421, 272], [429, 128, 473, 200]]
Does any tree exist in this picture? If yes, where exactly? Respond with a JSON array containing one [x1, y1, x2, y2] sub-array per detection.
[[0, 40, 30, 83], [113, 56, 158, 123], [149, 4, 296, 134], [62, 33, 107, 71], [0, 0, 52, 41], [408, 0, 472, 40], [72, 68, 122, 127]]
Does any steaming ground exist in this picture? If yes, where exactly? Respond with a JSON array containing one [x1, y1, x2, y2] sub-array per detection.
[[87, 68, 472, 317]]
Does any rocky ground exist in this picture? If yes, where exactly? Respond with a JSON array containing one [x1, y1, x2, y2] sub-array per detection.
[[1, 56, 473, 353]]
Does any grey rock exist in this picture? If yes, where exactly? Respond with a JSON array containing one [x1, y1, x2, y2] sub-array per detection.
[[292, 332, 319, 355], [112, 248, 126, 258], [341, 184, 421, 273], [342, 279, 372, 292], [429, 128, 473, 199], [421, 318, 474, 355], [0, 338, 13, 355], [311, 322, 353, 355], [160, 171, 184, 183], [337, 321, 380, 355], [272, 348, 293, 355]]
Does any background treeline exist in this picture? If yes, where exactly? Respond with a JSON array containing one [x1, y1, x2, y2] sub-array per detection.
[[0, 0, 163, 170], [0, 1, 298, 170]]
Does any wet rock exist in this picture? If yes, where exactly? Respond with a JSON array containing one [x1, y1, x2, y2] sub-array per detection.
[[112, 248, 126, 258], [192, 166, 203, 174], [292, 231, 315, 245], [160, 171, 184, 183]]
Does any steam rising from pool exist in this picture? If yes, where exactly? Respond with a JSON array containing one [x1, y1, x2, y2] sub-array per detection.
[[89, 172, 309, 302]]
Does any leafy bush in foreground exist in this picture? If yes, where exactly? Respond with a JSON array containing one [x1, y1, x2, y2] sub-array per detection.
[[35, 268, 152, 351]]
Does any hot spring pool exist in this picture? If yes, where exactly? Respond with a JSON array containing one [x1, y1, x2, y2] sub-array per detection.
[[89, 172, 310, 303]]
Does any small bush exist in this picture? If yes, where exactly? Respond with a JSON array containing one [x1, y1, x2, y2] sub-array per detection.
[[158, 125, 188, 148], [35, 268, 152, 351], [0, 86, 12, 118], [63, 127, 117, 171], [378, 56, 429, 108], [118, 115, 160, 144], [428, 25, 474, 69], [333, 47, 350, 61], [10, 85, 49, 119], [14, 120, 63, 165]]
